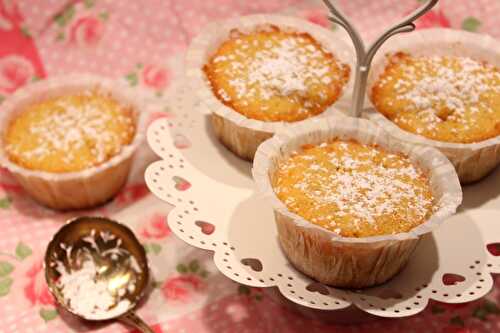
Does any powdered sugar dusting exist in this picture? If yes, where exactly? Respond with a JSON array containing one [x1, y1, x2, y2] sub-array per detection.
[[52, 229, 142, 320], [56, 259, 132, 320], [5, 90, 136, 172], [273, 140, 435, 237], [204, 27, 350, 122], [373, 53, 500, 143]]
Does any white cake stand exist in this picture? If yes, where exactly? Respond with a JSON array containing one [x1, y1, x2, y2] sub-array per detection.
[[145, 81, 500, 319]]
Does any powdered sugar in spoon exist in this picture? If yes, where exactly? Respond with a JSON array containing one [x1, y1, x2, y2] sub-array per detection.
[[44, 216, 154, 333]]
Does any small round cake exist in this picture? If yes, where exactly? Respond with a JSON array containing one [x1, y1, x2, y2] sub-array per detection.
[[371, 53, 500, 144], [5, 91, 136, 173], [204, 26, 350, 123], [273, 140, 434, 237], [253, 116, 461, 288], [188, 16, 353, 161]]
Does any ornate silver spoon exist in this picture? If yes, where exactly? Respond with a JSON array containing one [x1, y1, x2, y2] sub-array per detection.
[[44, 216, 154, 333]]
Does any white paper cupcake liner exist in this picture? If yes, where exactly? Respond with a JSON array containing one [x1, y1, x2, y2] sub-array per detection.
[[185, 14, 355, 160], [0, 74, 148, 210], [364, 28, 500, 184], [252, 115, 462, 288]]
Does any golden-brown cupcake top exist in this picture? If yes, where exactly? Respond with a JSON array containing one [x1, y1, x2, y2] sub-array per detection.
[[204, 26, 350, 122], [4, 91, 136, 173], [371, 53, 500, 143], [272, 140, 434, 237]]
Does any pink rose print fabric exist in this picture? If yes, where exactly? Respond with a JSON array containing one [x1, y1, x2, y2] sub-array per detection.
[[337, 0, 500, 41], [413, 8, 451, 29], [298, 8, 331, 28], [0, 54, 35, 94], [23, 260, 54, 307], [140, 213, 171, 239], [0, 1, 45, 101], [1, 0, 499, 333], [142, 64, 170, 91], [115, 183, 150, 205], [69, 15, 105, 47], [162, 274, 206, 302]]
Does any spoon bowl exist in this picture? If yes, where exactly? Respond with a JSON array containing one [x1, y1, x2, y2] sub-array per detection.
[[44, 216, 154, 332]]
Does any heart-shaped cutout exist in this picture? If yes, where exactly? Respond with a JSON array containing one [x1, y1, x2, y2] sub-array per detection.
[[147, 111, 174, 126], [442, 273, 466, 286], [195, 220, 215, 235], [174, 133, 191, 149], [376, 289, 403, 300], [240, 258, 263, 272], [172, 176, 191, 191], [306, 282, 329, 296], [487, 243, 500, 256]]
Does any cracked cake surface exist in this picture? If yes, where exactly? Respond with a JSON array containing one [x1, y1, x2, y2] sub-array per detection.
[[371, 52, 500, 143], [272, 140, 435, 237], [5, 90, 136, 173], [203, 26, 350, 123]]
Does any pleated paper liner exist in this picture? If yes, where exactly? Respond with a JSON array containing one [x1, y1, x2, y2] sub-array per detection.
[[0, 75, 148, 210], [145, 81, 500, 317], [252, 115, 461, 288], [185, 14, 355, 160], [364, 28, 500, 184]]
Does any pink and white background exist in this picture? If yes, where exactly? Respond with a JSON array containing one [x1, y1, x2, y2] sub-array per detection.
[[0, 0, 499, 332]]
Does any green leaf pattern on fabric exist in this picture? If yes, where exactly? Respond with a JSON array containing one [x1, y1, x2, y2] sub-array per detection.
[[54, 5, 75, 27], [143, 243, 162, 255], [450, 315, 465, 327], [0, 277, 13, 297], [176, 263, 188, 274], [20, 26, 32, 38], [189, 260, 199, 273], [473, 300, 500, 321], [0, 262, 14, 277], [462, 17, 481, 32], [39, 308, 58, 322], [0, 197, 11, 209], [55, 31, 65, 41], [99, 12, 109, 21], [84, 0, 95, 8], [125, 72, 138, 86], [15, 242, 32, 260]]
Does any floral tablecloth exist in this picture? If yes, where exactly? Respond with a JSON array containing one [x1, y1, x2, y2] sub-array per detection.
[[1, 0, 500, 332]]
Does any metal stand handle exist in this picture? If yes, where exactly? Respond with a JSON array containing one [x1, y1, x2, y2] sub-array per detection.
[[322, 0, 439, 117]]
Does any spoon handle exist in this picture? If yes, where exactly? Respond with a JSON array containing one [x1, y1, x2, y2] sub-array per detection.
[[120, 312, 155, 333]]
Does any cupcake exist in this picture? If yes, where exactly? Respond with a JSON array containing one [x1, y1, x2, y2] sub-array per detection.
[[253, 116, 461, 288], [0, 75, 146, 210], [366, 29, 500, 184], [186, 14, 352, 161]]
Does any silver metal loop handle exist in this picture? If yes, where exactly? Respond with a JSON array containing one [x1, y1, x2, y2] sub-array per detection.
[[322, 0, 439, 117]]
